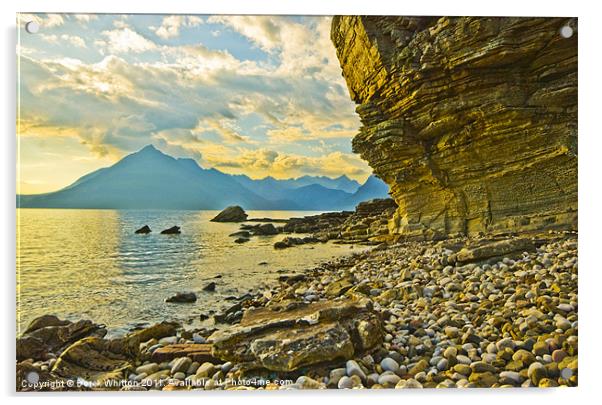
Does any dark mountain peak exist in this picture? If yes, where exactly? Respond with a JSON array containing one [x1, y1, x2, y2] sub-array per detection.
[[138, 144, 160, 154], [117, 144, 174, 167]]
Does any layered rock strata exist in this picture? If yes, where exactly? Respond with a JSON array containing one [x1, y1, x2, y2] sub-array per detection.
[[278, 198, 398, 245], [331, 16, 577, 239], [209, 300, 383, 372]]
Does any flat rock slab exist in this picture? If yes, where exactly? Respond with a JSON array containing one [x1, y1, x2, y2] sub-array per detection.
[[209, 300, 383, 372], [151, 344, 217, 363], [456, 237, 536, 263], [52, 337, 137, 384], [126, 321, 179, 343]]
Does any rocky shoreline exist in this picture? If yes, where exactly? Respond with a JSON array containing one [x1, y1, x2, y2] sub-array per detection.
[[214, 198, 399, 248], [17, 230, 577, 391]]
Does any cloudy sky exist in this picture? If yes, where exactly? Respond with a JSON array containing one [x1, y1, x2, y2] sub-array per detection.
[[17, 13, 367, 194]]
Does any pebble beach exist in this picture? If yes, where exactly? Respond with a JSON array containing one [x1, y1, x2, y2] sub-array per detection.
[[17, 232, 578, 390]]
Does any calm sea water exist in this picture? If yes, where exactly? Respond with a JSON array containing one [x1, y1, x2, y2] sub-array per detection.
[[16, 209, 359, 336]]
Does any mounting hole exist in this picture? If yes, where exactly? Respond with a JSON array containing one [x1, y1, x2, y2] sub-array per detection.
[[560, 25, 573, 39], [25, 21, 39, 34]]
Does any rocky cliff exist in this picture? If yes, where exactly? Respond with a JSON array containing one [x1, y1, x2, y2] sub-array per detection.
[[331, 16, 577, 240]]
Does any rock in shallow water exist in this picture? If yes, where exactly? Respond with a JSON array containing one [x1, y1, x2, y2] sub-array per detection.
[[135, 225, 151, 234], [211, 206, 247, 222], [160, 226, 181, 235], [165, 292, 197, 303]]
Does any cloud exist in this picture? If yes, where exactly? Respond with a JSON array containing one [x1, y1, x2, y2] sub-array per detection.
[[154, 15, 203, 39], [19, 16, 369, 189], [41, 34, 86, 48], [207, 16, 282, 53], [192, 116, 257, 144], [203, 148, 369, 180], [73, 14, 99, 23], [100, 28, 156, 53]]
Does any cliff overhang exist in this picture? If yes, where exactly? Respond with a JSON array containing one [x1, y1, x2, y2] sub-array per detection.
[[331, 16, 577, 240]]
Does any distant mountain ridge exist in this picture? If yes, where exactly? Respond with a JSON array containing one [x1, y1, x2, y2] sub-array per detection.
[[18, 145, 390, 210]]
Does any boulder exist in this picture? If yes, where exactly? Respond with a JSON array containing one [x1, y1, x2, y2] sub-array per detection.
[[23, 314, 70, 334], [160, 226, 181, 234], [17, 316, 106, 361], [456, 237, 536, 263], [211, 206, 248, 222], [209, 299, 383, 372], [16, 336, 48, 361], [273, 236, 317, 249], [325, 276, 355, 297], [274, 240, 289, 249], [51, 336, 138, 384], [135, 225, 151, 234], [165, 292, 197, 303], [234, 237, 250, 244], [253, 223, 279, 235], [126, 321, 179, 343]]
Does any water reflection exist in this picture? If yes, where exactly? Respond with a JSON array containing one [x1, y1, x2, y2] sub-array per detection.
[[17, 209, 360, 336]]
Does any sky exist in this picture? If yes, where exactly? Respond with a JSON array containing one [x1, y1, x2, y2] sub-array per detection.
[[17, 13, 368, 195]]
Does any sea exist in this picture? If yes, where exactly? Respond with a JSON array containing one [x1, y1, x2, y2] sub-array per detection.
[[16, 209, 361, 336]]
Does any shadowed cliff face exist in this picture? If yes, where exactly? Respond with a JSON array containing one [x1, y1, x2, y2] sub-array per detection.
[[331, 16, 577, 240]]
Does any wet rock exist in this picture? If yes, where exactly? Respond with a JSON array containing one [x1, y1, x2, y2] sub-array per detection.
[[165, 292, 197, 303], [211, 206, 248, 222], [230, 230, 251, 238], [274, 241, 289, 249], [160, 226, 181, 235], [273, 236, 317, 249], [51, 336, 138, 384], [135, 225, 151, 234], [203, 282, 217, 292], [18, 316, 106, 361], [16, 336, 48, 361], [253, 223, 279, 235], [126, 321, 179, 344], [24, 314, 70, 334], [210, 300, 383, 372]]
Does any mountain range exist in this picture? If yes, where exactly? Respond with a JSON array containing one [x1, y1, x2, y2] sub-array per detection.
[[17, 145, 390, 211]]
